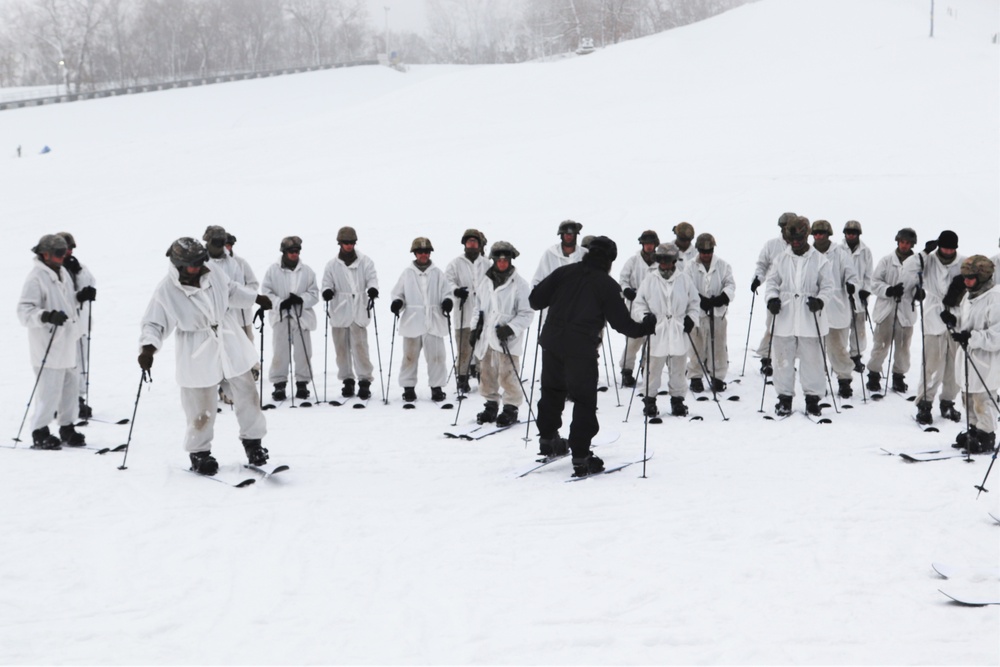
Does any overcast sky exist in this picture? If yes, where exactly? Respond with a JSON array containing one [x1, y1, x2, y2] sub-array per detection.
[[366, 0, 428, 34]]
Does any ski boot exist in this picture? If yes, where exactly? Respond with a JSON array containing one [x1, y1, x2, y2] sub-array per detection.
[[295, 381, 310, 400], [271, 382, 287, 401], [190, 451, 219, 476], [866, 372, 881, 392], [851, 355, 864, 374], [775, 394, 793, 417], [341, 379, 356, 398], [357, 380, 372, 400], [621, 369, 636, 388], [242, 439, 269, 466], [805, 395, 822, 416], [58, 424, 86, 447], [954, 426, 981, 450], [670, 396, 688, 417], [970, 430, 997, 455], [760, 357, 773, 377], [457, 375, 471, 394], [689, 377, 704, 393], [642, 397, 659, 418], [837, 378, 853, 399], [571, 453, 605, 478], [402, 387, 417, 403], [891, 373, 908, 393], [940, 400, 961, 422], [711, 377, 727, 393], [477, 400, 499, 424], [495, 404, 519, 427], [78, 397, 93, 420], [915, 400, 933, 425], [538, 433, 569, 458], [430, 387, 447, 402], [30, 426, 62, 450]]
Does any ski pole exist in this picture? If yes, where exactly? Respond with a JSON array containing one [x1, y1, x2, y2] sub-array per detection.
[[255, 307, 266, 408], [740, 290, 755, 377], [916, 256, 928, 405], [369, 297, 386, 404], [708, 310, 718, 398], [641, 334, 651, 479], [758, 312, 777, 414], [500, 337, 537, 425], [812, 309, 840, 414], [117, 369, 150, 471], [524, 316, 543, 443], [848, 294, 867, 404], [623, 344, 645, 423], [293, 307, 318, 405], [883, 298, 900, 398], [445, 310, 458, 395], [385, 313, 398, 405], [323, 304, 329, 403], [285, 309, 296, 408], [604, 324, 621, 407], [84, 304, 92, 409], [12, 326, 59, 445], [687, 328, 727, 421]]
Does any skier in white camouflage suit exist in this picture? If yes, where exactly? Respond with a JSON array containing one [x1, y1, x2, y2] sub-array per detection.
[[752, 212, 796, 376], [532, 220, 587, 287], [138, 238, 273, 475], [839, 220, 873, 373], [685, 232, 735, 394], [446, 229, 489, 394], [17, 234, 88, 449], [469, 241, 534, 426], [866, 228, 918, 394], [764, 216, 836, 417], [55, 231, 97, 419], [618, 229, 659, 388], [672, 222, 697, 270], [321, 226, 379, 401], [809, 220, 859, 399]]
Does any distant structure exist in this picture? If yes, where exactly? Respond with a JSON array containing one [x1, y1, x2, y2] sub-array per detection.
[[576, 38, 595, 55]]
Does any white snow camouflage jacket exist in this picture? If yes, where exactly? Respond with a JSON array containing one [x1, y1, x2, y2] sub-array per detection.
[[446, 254, 489, 328], [870, 251, 918, 327], [903, 250, 965, 337], [633, 269, 700, 357], [471, 267, 534, 359], [840, 240, 873, 314], [817, 244, 859, 330], [17, 257, 85, 369], [956, 284, 1000, 393], [764, 245, 835, 338], [261, 261, 320, 331], [321, 253, 379, 328], [531, 243, 587, 286], [685, 255, 735, 320], [390, 262, 454, 338]]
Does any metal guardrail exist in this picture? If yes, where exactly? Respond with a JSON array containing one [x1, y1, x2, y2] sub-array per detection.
[[0, 59, 379, 111]]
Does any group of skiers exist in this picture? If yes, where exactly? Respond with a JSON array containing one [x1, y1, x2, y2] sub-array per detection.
[[16, 215, 1000, 477]]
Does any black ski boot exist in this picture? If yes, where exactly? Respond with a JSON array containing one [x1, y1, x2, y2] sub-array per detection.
[[940, 400, 961, 422], [496, 404, 519, 427], [242, 438, 269, 466], [891, 373, 908, 393], [78, 397, 93, 419], [915, 400, 934, 426], [457, 375, 471, 393], [837, 378, 853, 399], [621, 369, 636, 388], [357, 380, 372, 400], [775, 395, 792, 417], [643, 397, 659, 418], [30, 426, 62, 450], [272, 382, 287, 401], [805, 395, 822, 416], [690, 377, 704, 393], [970, 430, 997, 455], [189, 451, 219, 475], [58, 424, 86, 447], [760, 357, 773, 377], [866, 371, 881, 392], [538, 434, 569, 458], [402, 387, 417, 402], [341, 379, 356, 398], [430, 387, 447, 402], [477, 400, 499, 424], [954, 426, 981, 450], [571, 453, 605, 478], [670, 396, 688, 417], [711, 377, 727, 393], [295, 381, 310, 400], [851, 355, 864, 374]]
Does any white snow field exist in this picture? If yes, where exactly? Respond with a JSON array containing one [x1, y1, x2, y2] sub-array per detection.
[[1, 0, 998, 664]]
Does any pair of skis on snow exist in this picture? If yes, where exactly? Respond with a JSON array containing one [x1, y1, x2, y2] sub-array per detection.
[[933, 560, 1000, 606], [184, 462, 290, 488]]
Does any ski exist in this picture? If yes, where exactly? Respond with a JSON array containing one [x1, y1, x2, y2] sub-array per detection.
[[75, 417, 130, 427], [804, 412, 833, 425], [899, 451, 969, 463], [516, 432, 620, 477], [912, 417, 940, 433], [182, 468, 256, 487], [566, 453, 654, 482], [466, 420, 530, 441], [938, 589, 1000, 606], [244, 463, 290, 479], [931, 562, 1000, 581], [444, 422, 484, 439], [989, 512, 1000, 525]]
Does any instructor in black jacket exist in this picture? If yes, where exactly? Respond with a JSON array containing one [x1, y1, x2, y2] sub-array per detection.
[[529, 236, 656, 477]]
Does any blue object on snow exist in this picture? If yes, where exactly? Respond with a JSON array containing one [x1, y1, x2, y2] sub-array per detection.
[[40, 145, 51, 154]]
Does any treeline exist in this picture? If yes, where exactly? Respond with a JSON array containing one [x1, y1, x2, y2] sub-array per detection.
[[0, 0, 750, 91]]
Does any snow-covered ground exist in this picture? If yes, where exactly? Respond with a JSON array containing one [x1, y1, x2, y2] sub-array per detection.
[[1, 0, 998, 663]]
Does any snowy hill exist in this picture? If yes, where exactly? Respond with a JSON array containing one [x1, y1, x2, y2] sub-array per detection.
[[0, 0, 998, 663]]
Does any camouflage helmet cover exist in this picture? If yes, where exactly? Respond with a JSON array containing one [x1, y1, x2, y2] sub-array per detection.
[[695, 233, 716, 251], [203, 225, 227, 242], [461, 228, 483, 245], [56, 231, 77, 249], [489, 241, 519, 260], [33, 233, 69, 255], [784, 217, 810, 242], [777, 212, 798, 228], [280, 235, 303, 252], [166, 237, 208, 268], [810, 220, 833, 235], [581, 235, 595, 249], [557, 220, 583, 236], [337, 226, 358, 243], [895, 228, 918, 244], [843, 220, 862, 234], [961, 255, 994, 282], [653, 242, 680, 263], [638, 230, 660, 245], [410, 237, 434, 253], [672, 222, 695, 240]]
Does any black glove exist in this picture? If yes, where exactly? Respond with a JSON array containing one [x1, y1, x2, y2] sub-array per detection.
[[41, 310, 68, 326], [751, 276, 761, 294], [939, 310, 957, 329], [807, 296, 824, 313], [367, 287, 379, 299], [700, 296, 712, 313], [923, 240, 938, 255], [640, 313, 657, 335], [623, 287, 637, 301], [441, 298, 453, 314], [711, 293, 730, 308], [859, 290, 871, 307], [942, 274, 965, 308], [886, 283, 904, 299], [951, 329, 971, 348], [322, 288, 334, 302], [913, 286, 925, 302], [76, 286, 96, 302], [137, 344, 156, 370], [495, 324, 514, 341], [288, 293, 303, 306], [767, 298, 781, 315], [469, 313, 484, 346], [255, 294, 272, 310], [454, 287, 469, 302], [846, 282, 855, 296], [390, 299, 403, 315], [683, 315, 695, 334]]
